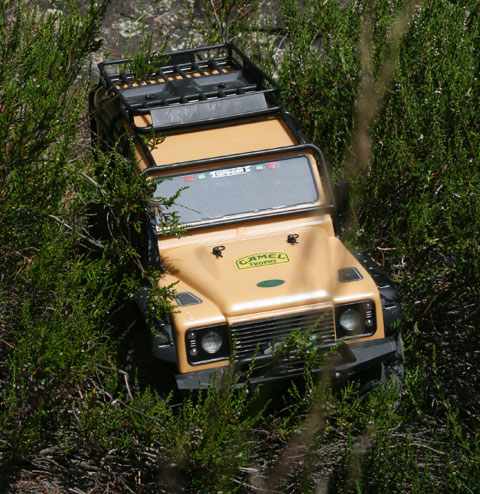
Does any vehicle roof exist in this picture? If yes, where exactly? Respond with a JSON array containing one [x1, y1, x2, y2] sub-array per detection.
[[142, 117, 297, 169]]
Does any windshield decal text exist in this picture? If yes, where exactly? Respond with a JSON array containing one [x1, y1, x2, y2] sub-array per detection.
[[210, 166, 251, 179]]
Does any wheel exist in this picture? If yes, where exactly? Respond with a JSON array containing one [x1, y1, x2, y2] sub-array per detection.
[[359, 333, 405, 395], [124, 312, 177, 399], [382, 333, 405, 391]]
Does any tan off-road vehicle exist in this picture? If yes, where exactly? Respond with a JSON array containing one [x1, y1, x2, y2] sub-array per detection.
[[90, 43, 403, 393]]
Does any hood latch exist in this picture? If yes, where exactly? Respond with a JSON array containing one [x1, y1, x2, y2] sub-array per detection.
[[287, 233, 299, 244], [212, 245, 226, 258]]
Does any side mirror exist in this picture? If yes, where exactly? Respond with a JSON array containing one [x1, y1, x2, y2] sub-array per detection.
[[334, 180, 350, 218]]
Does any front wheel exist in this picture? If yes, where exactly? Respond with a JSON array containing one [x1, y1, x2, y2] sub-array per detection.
[[382, 333, 405, 391], [359, 334, 405, 395]]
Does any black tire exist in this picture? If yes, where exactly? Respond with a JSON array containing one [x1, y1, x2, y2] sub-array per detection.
[[359, 334, 405, 395], [125, 319, 177, 399], [383, 333, 405, 391]]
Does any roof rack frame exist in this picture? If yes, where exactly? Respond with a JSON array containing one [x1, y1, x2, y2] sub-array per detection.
[[98, 43, 283, 134]]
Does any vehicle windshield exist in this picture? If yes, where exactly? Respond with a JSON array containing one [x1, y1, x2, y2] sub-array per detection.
[[152, 155, 320, 226]]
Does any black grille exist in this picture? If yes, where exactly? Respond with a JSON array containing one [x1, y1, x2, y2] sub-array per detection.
[[231, 309, 336, 361]]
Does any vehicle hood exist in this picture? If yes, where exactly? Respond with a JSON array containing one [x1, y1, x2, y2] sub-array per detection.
[[161, 229, 345, 318]]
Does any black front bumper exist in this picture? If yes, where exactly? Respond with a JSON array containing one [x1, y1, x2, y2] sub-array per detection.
[[175, 336, 398, 392]]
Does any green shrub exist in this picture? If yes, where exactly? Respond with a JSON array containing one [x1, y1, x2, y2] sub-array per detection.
[[0, 0, 111, 467], [263, 0, 479, 322], [2, 0, 479, 492], [184, 0, 262, 45], [260, 0, 479, 406], [361, 1, 480, 318], [254, 1, 480, 492]]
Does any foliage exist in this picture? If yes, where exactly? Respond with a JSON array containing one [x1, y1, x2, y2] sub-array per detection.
[[124, 32, 169, 82], [267, 0, 480, 328], [0, 0, 110, 468], [361, 1, 480, 325], [265, 0, 361, 174], [257, 0, 480, 492], [184, 0, 262, 45], [260, 0, 479, 406], [63, 364, 264, 492], [0, 0, 173, 478], [1, 0, 480, 492]]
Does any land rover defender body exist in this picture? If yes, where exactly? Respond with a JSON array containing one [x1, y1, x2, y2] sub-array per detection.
[[90, 43, 403, 392]]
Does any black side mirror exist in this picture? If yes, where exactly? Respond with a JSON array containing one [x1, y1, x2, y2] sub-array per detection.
[[334, 180, 350, 218]]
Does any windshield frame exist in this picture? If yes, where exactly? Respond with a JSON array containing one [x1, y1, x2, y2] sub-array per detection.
[[145, 143, 336, 234]]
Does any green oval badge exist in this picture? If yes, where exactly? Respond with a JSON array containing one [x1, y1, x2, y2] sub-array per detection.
[[257, 279, 285, 288]]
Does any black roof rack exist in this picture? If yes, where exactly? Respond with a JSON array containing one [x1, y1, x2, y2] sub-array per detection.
[[98, 43, 283, 133]]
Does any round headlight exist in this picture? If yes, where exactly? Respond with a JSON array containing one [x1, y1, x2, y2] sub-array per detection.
[[201, 331, 223, 354], [339, 308, 361, 332]]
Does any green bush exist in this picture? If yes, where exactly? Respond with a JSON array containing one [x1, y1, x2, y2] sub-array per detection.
[[255, 1, 480, 492], [1, 0, 479, 492], [270, 0, 360, 173], [184, 0, 262, 45], [367, 4, 479, 315], [0, 0, 111, 468], [275, 0, 479, 321]]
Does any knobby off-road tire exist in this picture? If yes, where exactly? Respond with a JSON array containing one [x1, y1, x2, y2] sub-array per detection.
[[125, 336, 169, 398], [124, 315, 179, 400], [360, 333, 405, 396], [383, 333, 405, 391]]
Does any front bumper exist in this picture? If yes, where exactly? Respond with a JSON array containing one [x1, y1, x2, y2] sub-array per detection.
[[175, 336, 398, 391]]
